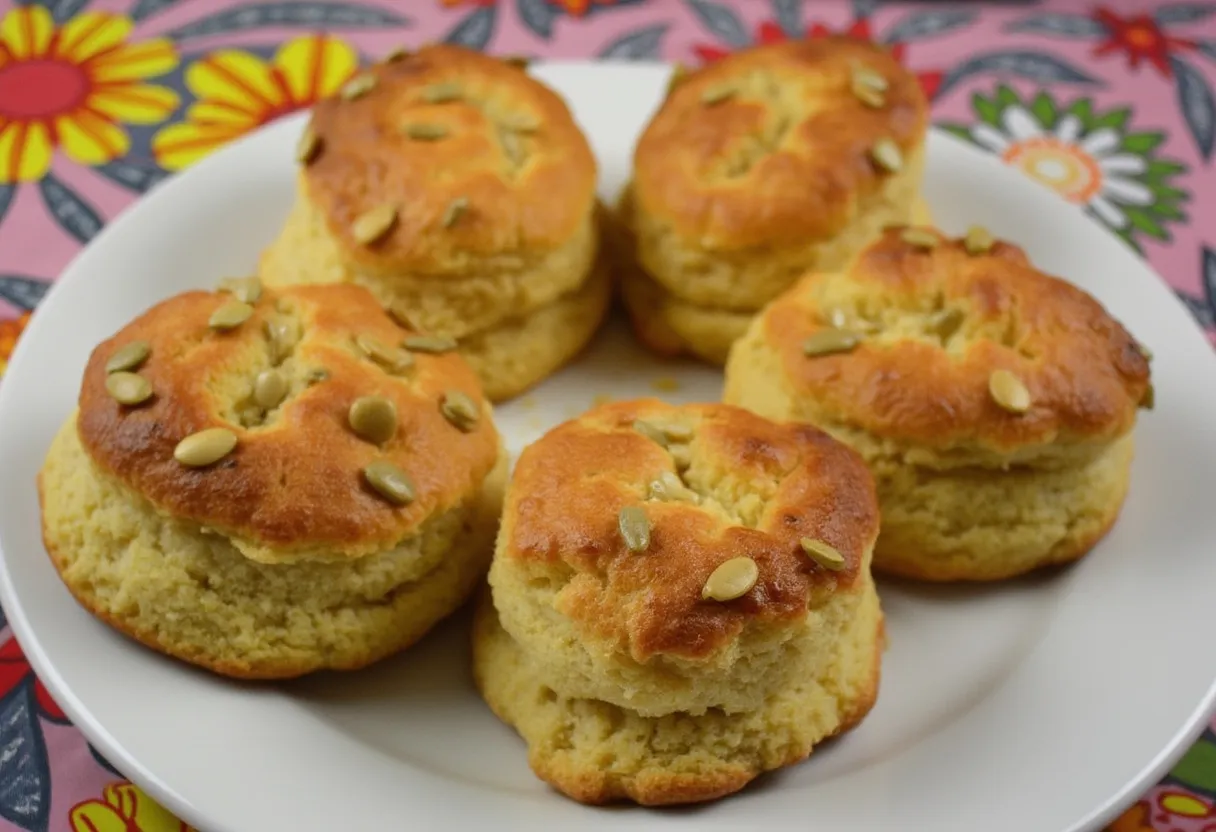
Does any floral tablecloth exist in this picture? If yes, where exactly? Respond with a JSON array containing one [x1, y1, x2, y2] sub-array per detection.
[[0, 0, 1213, 829]]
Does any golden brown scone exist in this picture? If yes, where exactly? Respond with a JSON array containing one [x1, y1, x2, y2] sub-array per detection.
[[39, 282, 506, 678], [473, 399, 883, 804], [618, 37, 929, 365], [724, 226, 1153, 581], [260, 44, 599, 341]]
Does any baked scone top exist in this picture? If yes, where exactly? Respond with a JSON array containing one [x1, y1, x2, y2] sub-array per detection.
[[756, 227, 1152, 455], [77, 283, 499, 564], [300, 44, 597, 270], [632, 37, 928, 250], [500, 400, 878, 663]]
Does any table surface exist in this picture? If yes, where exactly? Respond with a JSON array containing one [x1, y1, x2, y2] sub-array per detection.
[[0, 0, 1213, 829]]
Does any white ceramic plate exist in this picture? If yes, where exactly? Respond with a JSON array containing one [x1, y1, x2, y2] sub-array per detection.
[[1, 63, 1215, 832]]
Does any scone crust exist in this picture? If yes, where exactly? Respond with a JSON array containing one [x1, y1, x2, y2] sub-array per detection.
[[632, 37, 927, 251], [303, 44, 597, 272], [752, 228, 1151, 456], [77, 284, 499, 564], [499, 399, 878, 663]]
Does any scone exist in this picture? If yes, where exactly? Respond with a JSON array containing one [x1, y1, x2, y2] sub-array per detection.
[[724, 226, 1153, 581], [618, 36, 930, 365], [39, 281, 506, 678], [473, 399, 882, 805], [260, 44, 608, 401]]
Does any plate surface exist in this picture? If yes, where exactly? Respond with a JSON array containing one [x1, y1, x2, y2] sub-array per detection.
[[2, 63, 1215, 832]]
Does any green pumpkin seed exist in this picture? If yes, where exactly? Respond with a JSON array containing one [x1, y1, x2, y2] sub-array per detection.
[[669, 444, 692, 470], [869, 138, 903, 173], [174, 428, 238, 467], [988, 369, 1031, 414], [803, 328, 862, 357], [265, 319, 297, 362], [702, 557, 759, 601], [363, 460, 415, 505], [701, 84, 735, 105], [105, 372, 152, 406], [655, 420, 693, 442], [901, 228, 939, 250], [442, 196, 469, 229], [852, 65, 889, 92], [423, 83, 462, 103], [500, 112, 540, 133], [105, 341, 150, 374], [356, 334, 414, 374], [440, 390, 480, 432], [217, 276, 262, 304], [296, 125, 322, 164], [403, 334, 457, 354], [928, 307, 965, 341], [352, 204, 397, 245], [1141, 384, 1155, 410], [340, 73, 376, 100], [209, 300, 254, 331], [1135, 342, 1153, 362], [253, 369, 288, 410], [405, 123, 449, 141], [852, 82, 885, 108], [305, 367, 330, 385], [800, 537, 846, 571], [648, 471, 695, 503], [349, 396, 398, 445], [618, 506, 650, 553], [633, 419, 669, 447], [500, 129, 524, 165], [963, 225, 994, 255]]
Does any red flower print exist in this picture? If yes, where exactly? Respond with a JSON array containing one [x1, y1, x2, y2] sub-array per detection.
[[0, 637, 66, 722], [1091, 7, 1197, 77], [692, 17, 943, 99]]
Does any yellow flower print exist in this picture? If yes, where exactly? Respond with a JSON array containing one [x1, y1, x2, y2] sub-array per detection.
[[0, 312, 30, 379], [152, 34, 359, 171], [0, 6, 178, 183], [69, 781, 194, 832]]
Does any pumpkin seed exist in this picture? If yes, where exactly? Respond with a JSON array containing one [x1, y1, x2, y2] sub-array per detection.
[[702, 557, 759, 601], [649, 471, 695, 503], [618, 506, 651, 553], [356, 334, 414, 374], [988, 369, 1031, 414], [217, 276, 262, 304], [403, 334, 457, 353], [209, 300, 254, 331], [423, 83, 461, 103], [633, 419, 669, 447], [869, 138, 903, 173], [901, 228, 939, 250], [238, 406, 263, 427], [349, 396, 398, 445], [852, 65, 889, 92], [803, 328, 862, 357], [963, 225, 994, 255], [296, 125, 322, 165], [105, 372, 152, 406], [387, 303, 417, 330], [852, 82, 885, 108], [339, 73, 376, 100], [352, 204, 397, 245], [666, 63, 689, 94], [265, 319, 296, 362], [1135, 342, 1153, 361], [442, 196, 469, 228], [305, 367, 330, 385], [105, 341, 150, 374], [701, 84, 735, 105], [669, 444, 692, 469], [253, 369, 288, 410], [383, 46, 409, 62], [500, 129, 524, 165], [800, 537, 846, 571], [174, 428, 238, 467], [363, 460, 415, 505], [440, 390, 480, 432], [928, 307, 964, 341], [500, 112, 540, 133], [1141, 384, 1155, 410], [655, 420, 693, 442], [405, 123, 449, 141]]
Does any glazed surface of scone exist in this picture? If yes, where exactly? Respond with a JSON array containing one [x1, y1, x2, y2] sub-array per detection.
[[619, 36, 929, 364], [40, 283, 505, 678], [473, 400, 882, 805], [262, 44, 599, 338], [724, 227, 1153, 581]]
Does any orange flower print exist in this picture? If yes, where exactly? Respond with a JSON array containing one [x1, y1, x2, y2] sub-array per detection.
[[152, 34, 359, 171], [0, 312, 30, 379], [439, 0, 611, 13], [0, 5, 178, 182], [1107, 801, 1155, 831], [69, 782, 194, 832]]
